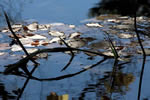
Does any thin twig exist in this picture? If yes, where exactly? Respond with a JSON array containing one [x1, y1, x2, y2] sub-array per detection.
[[105, 32, 119, 59], [59, 37, 75, 71], [133, 1, 146, 100], [4, 12, 38, 65]]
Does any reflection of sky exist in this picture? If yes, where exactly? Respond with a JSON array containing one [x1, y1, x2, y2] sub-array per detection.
[[22, 0, 99, 25], [0, 0, 99, 26]]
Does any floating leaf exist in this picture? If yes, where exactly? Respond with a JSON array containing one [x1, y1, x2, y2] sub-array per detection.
[[0, 43, 11, 50], [9, 34, 24, 38], [48, 30, 65, 37], [49, 37, 61, 43], [27, 22, 38, 31], [31, 40, 39, 46], [11, 45, 22, 51], [41, 42, 49, 46], [86, 23, 103, 27], [26, 34, 47, 40], [69, 32, 82, 39], [68, 24, 75, 28], [0, 52, 6, 56], [118, 33, 136, 39]]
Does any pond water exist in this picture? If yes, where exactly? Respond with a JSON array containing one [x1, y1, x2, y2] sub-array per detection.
[[0, 0, 150, 100], [0, 0, 99, 26]]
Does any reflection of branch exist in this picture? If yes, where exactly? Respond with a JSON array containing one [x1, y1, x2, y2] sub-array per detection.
[[4, 47, 113, 74], [133, 1, 146, 100], [59, 37, 75, 71], [12, 58, 107, 81], [17, 64, 38, 100]]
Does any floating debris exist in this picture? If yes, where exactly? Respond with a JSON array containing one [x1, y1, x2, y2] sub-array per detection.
[[38, 24, 48, 30], [66, 38, 87, 48], [0, 43, 11, 50], [11, 44, 22, 51], [114, 25, 134, 30], [118, 33, 136, 39], [26, 34, 47, 40], [0, 52, 6, 56], [12, 24, 22, 28], [86, 23, 103, 27], [137, 48, 150, 55], [68, 24, 75, 28], [69, 32, 82, 39], [27, 22, 38, 31], [48, 30, 65, 37], [49, 37, 61, 43]]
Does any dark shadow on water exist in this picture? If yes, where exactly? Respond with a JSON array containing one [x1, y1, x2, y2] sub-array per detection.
[[0, 82, 16, 100], [89, 0, 150, 17]]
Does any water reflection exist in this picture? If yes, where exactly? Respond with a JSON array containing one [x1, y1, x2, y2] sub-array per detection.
[[0, 0, 99, 26], [89, 0, 150, 17], [0, 0, 25, 26], [78, 62, 135, 100], [0, 82, 16, 100]]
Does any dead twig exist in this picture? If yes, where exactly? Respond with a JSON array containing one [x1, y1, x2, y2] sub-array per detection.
[[59, 37, 75, 71], [133, 1, 147, 100], [4, 47, 113, 74], [4, 12, 38, 65]]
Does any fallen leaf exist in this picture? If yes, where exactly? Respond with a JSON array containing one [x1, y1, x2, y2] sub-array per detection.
[[9, 34, 24, 38], [41, 42, 49, 46], [11, 45, 22, 51], [48, 30, 65, 37], [31, 41, 39, 46], [0, 43, 11, 50], [86, 23, 103, 27], [26, 34, 47, 40], [26, 33, 35, 36], [0, 52, 6, 56], [27, 22, 38, 31]]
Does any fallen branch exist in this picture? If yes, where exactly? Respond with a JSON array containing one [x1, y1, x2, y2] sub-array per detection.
[[4, 47, 113, 74], [4, 12, 38, 66], [12, 58, 107, 81]]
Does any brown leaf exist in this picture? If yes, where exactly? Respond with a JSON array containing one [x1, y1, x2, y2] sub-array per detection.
[[31, 41, 39, 46], [9, 34, 24, 38], [26, 33, 35, 36], [23, 26, 29, 31], [41, 42, 49, 46], [0, 43, 11, 50]]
